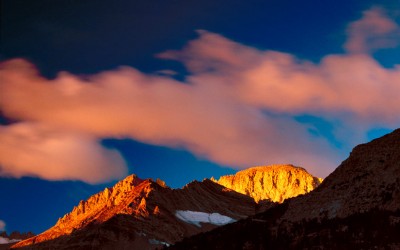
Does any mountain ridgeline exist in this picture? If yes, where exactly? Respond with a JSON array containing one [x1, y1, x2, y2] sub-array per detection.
[[11, 165, 321, 249], [13, 177, 257, 249]]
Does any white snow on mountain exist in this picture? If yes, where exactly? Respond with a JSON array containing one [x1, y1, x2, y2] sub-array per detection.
[[148, 238, 170, 247], [175, 210, 236, 227]]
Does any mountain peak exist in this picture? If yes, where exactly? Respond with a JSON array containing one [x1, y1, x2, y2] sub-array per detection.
[[13, 175, 159, 248], [112, 173, 145, 190], [213, 164, 322, 203]]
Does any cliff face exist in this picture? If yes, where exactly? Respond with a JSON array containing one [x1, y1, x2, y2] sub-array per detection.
[[213, 165, 322, 203], [13, 175, 261, 249]]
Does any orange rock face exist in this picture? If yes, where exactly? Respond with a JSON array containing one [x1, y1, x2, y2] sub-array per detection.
[[213, 164, 322, 203], [13, 174, 148, 248]]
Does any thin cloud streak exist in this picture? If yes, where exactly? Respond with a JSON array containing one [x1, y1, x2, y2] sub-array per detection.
[[0, 7, 399, 182]]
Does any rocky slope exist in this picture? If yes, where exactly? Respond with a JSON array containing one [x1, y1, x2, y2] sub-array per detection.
[[212, 164, 322, 203], [282, 128, 400, 222], [169, 129, 400, 249], [12, 175, 262, 249]]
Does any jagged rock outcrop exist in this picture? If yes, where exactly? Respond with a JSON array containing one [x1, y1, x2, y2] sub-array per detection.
[[13, 174, 263, 249], [213, 165, 322, 203]]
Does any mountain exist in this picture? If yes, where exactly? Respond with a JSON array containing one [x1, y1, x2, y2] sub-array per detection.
[[169, 129, 400, 249], [11, 164, 321, 249], [12, 175, 263, 249], [212, 164, 322, 203]]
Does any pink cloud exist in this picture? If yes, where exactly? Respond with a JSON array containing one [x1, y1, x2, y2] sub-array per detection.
[[0, 59, 338, 178], [344, 7, 399, 53], [0, 7, 399, 181], [238, 53, 400, 124], [0, 122, 127, 183], [158, 30, 262, 74], [162, 28, 400, 125]]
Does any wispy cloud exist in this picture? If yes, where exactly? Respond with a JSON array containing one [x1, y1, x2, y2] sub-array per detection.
[[345, 7, 400, 54], [0, 7, 399, 182]]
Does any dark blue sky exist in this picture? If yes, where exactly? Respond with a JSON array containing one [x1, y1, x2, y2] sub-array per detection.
[[1, 0, 379, 76], [1, 0, 399, 234]]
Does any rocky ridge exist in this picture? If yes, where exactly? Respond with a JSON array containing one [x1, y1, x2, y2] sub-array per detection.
[[12, 175, 261, 249], [213, 164, 322, 203]]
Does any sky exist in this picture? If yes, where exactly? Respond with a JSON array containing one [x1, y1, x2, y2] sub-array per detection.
[[1, 0, 400, 234]]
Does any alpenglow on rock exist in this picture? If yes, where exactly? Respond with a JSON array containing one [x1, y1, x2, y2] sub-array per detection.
[[212, 164, 323, 203]]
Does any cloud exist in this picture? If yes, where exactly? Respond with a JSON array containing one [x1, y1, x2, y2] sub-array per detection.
[[0, 7, 399, 181], [0, 58, 339, 178], [159, 30, 400, 128], [345, 7, 400, 53], [0, 122, 127, 184], [0, 220, 5, 231]]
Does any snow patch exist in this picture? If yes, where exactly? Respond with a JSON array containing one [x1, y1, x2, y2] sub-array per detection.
[[175, 210, 236, 227], [0, 236, 21, 244], [149, 239, 170, 247]]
